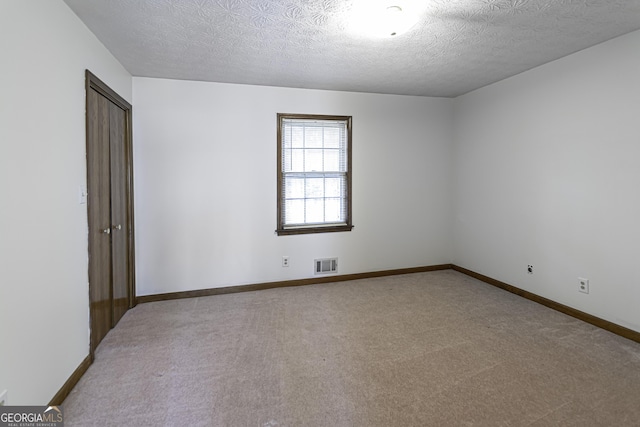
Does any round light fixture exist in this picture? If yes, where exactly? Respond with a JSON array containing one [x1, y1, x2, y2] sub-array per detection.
[[385, 6, 404, 36], [348, 1, 421, 38]]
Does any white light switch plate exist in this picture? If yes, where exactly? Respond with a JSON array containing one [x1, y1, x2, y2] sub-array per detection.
[[79, 185, 87, 204]]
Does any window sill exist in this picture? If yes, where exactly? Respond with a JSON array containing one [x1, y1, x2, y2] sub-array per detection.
[[276, 224, 354, 236]]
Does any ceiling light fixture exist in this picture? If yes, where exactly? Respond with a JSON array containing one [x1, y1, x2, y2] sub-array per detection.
[[348, 1, 421, 38], [385, 6, 406, 36]]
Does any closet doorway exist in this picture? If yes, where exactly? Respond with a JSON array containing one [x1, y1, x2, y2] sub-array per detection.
[[85, 70, 135, 358]]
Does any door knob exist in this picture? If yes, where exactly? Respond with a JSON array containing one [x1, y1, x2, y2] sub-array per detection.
[[102, 228, 111, 234], [112, 224, 122, 231]]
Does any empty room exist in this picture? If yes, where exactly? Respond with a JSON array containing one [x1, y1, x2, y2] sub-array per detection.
[[2, 0, 640, 425]]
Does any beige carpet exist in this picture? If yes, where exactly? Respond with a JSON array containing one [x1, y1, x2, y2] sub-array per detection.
[[63, 270, 640, 426]]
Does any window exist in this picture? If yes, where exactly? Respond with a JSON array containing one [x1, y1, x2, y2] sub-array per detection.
[[277, 113, 353, 235]]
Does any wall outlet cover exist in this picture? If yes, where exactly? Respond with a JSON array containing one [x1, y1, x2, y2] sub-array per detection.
[[579, 277, 589, 294]]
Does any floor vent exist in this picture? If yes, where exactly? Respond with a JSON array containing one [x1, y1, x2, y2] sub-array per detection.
[[314, 258, 338, 275]]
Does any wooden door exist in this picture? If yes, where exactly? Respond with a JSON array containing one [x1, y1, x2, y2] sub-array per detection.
[[86, 71, 135, 357], [109, 102, 129, 326], [87, 88, 113, 353]]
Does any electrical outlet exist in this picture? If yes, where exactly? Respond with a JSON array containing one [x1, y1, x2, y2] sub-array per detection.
[[527, 265, 533, 274], [0, 389, 7, 406], [579, 277, 589, 294], [282, 256, 289, 267]]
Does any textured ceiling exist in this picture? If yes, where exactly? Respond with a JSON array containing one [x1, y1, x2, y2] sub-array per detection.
[[63, 0, 640, 97]]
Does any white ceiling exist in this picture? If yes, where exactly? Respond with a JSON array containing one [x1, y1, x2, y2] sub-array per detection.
[[63, 0, 640, 97]]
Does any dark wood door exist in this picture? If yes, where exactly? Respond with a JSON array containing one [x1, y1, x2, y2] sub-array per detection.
[[86, 71, 135, 357], [87, 88, 113, 352], [109, 102, 129, 326]]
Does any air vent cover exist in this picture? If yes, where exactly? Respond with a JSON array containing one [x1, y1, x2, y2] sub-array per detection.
[[314, 258, 338, 275]]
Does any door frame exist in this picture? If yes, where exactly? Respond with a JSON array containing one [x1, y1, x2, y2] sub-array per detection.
[[85, 70, 136, 359]]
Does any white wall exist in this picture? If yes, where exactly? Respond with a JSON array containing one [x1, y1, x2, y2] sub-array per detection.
[[133, 78, 453, 295], [0, 1, 131, 404], [5, 0, 636, 406], [453, 30, 640, 333]]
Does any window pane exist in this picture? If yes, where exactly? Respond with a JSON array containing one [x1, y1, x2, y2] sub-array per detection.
[[285, 199, 304, 224], [305, 177, 324, 198], [306, 198, 324, 223], [283, 128, 290, 148], [283, 148, 292, 172], [291, 149, 304, 172], [325, 198, 342, 222], [325, 177, 341, 197], [285, 177, 305, 199], [305, 126, 323, 148], [305, 149, 323, 172], [324, 149, 340, 171], [291, 126, 304, 148], [324, 127, 340, 148]]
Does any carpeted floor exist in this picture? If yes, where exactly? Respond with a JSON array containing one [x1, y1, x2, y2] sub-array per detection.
[[63, 270, 640, 426]]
